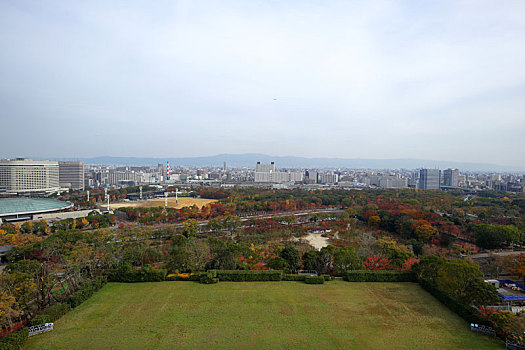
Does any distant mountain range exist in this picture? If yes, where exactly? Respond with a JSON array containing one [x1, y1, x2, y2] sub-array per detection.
[[41, 154, 524, 172]]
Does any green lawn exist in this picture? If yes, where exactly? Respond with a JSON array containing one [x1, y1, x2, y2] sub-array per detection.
[[25, 281, 502, 350]]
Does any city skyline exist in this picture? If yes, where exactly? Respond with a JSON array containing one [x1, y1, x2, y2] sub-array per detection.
[[1, 1, 525, 166]]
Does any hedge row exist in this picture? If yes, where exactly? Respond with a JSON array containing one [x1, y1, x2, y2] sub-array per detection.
[[282, 274, 307, 281], [109, 266, 167, 283], [68, 276, 108, 308], [418, 279, 488, 326], [305, 276, 325, 284], [214, 270, 283, 282], [0, 328, 28, 350], [31, 303, 71, 326], [343, 270, 416, 282]]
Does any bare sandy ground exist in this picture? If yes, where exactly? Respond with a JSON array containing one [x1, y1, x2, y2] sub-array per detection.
[[294, 233, 330, 250]]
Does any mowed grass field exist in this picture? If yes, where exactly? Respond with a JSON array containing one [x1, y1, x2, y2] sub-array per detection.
[[105, 197, 216, 210], [25, 281, 502, 350]]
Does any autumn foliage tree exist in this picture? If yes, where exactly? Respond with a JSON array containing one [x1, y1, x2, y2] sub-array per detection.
[[363, 256, 392, 270]]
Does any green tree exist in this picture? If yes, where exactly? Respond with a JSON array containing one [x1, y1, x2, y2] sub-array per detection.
[[333, 246, 363, 275], [412, 255, 446, 283], [435, 259, 498, 306], [279, 246, 301, 273]]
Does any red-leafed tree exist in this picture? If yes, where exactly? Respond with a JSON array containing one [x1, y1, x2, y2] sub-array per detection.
[[364, 256, 392, 270], [401, 257, 420, 271]]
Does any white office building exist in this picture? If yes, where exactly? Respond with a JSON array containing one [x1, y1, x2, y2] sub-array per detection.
[[0, 159, 60, 194]]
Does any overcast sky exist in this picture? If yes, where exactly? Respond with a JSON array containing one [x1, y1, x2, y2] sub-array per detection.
[[1, 1, 524, 166]]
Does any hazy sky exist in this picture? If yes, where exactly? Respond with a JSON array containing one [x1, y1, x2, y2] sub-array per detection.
[[1, 1, 524, 166]]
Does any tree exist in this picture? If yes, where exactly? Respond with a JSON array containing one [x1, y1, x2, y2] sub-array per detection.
[[503, 253, 525, 283], [368, 215, 381, 228], [182, 219, 199, 238], [279, 246, 301, 273], [302, 250, 320, 272], [0, 290, 19, 328], [333, 246, 363, 275], [267, 257, 288, 271], [412, 220, 438, 241], [363, 256, 392, 270], [435, 259, 498, 306], [473, 224, 520, 249], [412, 255, 446, 283]]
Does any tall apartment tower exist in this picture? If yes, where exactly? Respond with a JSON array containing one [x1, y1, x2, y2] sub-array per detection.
[[59, 161, 85, 190], [0, 158, 60, 193], [419, 169, 441, 190], [443, 168, 459, 187], [256, 161, 275, 172]]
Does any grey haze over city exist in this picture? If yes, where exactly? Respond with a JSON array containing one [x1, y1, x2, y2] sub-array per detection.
[[1, 1, 525, 169]]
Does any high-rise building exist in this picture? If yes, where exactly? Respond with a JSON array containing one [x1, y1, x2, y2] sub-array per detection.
[[254, 162, 303, 183], [443, 168, 459, 187], [419, 169, 440, 190], [0, 159, 59, 194], [59, 161, 84, 190], [256, 162, 275, 173]]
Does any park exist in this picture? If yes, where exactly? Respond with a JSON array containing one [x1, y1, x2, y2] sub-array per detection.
[[24, 281, 501, 350]]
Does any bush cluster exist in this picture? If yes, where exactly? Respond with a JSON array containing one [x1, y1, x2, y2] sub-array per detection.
[[343, 270, 416, 282], [200, 271, 219, 284], [68, 276, 108, 308], [31, 303, 71, 326], [305, 276, 325, 284], [109, 265, 167, 283], [321, 274, 331, 281], [214, 270, 282, 282], [0, 327, 28, 350]]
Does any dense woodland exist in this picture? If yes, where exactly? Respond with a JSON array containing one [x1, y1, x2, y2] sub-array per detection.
[[1, 187, 524, 344]]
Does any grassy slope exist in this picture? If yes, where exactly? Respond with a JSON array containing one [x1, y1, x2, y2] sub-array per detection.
[[25, 281, 502, 350]]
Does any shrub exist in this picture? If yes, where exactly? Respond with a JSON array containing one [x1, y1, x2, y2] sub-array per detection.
[[109, 265, 167, 283], [321, 274, 331, 281], [67, 276, 107, 308], [200, 271, 218, 284], [305, 276, 325, 284], [214, 270, 282, 282], [0, 327, 28, 350], [31, 303, 71, 325], [343, 270, 416, 282]]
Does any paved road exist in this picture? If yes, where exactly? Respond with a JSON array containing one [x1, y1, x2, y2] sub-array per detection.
[[471, 251, 525, 259]]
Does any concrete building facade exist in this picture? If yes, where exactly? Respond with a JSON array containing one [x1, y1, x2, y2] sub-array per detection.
[[419, 169, 441, 190], [59, 161, 84, 190], [0, 159, 59, 194], [443, 168, 459, 187]]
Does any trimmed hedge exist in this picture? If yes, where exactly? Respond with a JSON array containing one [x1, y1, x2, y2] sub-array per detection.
[[200, 271, 218, 284], [31, 302, 71, 326], [109, 266, 167, 283], [0, 327, 28, 350], [68, 276, 107, 308], [214, 270, 283, 282], [282, 274, 307, 281], [305, 276, 325, 284], [343, 270, 416, 282], [418, 279, 488, 326], [321, 274, 331, 281]]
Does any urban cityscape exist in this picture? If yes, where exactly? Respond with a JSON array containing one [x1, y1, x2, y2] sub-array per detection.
[[1, 1, 525, 349]]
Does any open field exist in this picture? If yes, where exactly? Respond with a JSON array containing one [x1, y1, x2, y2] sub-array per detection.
[[25, 281, 502, 350], [104, 197, 217, 210]]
